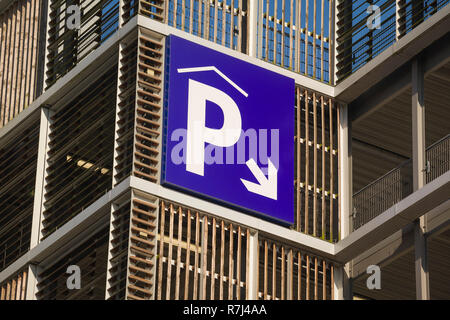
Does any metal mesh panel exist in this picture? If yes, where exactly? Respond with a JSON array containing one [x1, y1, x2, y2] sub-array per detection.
[[426, 134, 450, 183], [352, 159, 412, 230]]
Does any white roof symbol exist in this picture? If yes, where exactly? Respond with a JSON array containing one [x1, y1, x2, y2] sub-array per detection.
[[177, 66, 249, 98]]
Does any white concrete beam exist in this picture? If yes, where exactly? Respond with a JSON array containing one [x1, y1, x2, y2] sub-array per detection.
[[129, 176, 336, 258]]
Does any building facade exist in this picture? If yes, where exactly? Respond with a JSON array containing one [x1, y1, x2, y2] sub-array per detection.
[[0, 0, 449, 300]]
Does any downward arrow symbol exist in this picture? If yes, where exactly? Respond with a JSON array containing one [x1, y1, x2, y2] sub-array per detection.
[[240, 158, 278, 200]]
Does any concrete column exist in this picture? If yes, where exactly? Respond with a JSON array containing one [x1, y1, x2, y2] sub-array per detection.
[[412, 58, 426, 192], [248, 0, 259, 58], [339, 104, 352, 239], [25, 264, 40, 300], [333, 265, 353, 300], [247, 230, 259, 299], [337, 103, 353, 300], [30, 107, 51, 248], [412, 57, 430, 300], [414, 219, 429, 300]]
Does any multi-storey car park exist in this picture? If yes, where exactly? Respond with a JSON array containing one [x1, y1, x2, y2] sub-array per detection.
[[0, 0, 448, 300]]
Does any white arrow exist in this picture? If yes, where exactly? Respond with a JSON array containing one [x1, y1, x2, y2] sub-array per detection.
[[240, 158, 278, 200]]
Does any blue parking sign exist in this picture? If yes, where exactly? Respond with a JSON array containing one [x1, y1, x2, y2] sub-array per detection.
[[162, 35, 295, 225]]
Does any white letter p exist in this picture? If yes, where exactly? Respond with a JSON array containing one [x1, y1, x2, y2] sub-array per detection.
[[186, 79, 242, 176]]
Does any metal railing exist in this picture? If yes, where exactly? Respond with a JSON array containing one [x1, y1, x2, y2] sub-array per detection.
[[399, 0, 450, 37], [352, 134, 450, 231], [426, 134, 450, 183], [352, 159, 412, 230], [336, 0, 450, 82]]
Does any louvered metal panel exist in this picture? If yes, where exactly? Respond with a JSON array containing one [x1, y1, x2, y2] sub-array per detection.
[[105, 190, 158, 300], [123, 0, 164, 25], [126, 192, 158, 300], [36, 224, 109, 300], [0, 115, 40, 272], [156, 199, 250, 300], [257, 0, 333, 83], [113, 28, 163, 186], [0, 0, 45, 127], [257, 236, 335, 300], [45, 0, 120, 88], [134, 30, 163, 183], [42, 66, 117, 238], [295, 87, 339, 242], [114, 31, 138, 185], [106, 194, 131, 299]]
